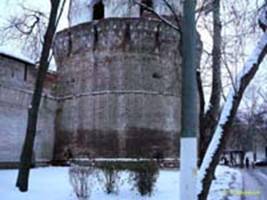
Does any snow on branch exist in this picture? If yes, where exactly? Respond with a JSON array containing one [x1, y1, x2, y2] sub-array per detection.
[[197, 32, 267, 195]]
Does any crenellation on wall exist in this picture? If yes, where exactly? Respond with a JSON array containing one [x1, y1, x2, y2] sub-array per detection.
[[54, 18, 181, 98], [54, 18, 179, 57]]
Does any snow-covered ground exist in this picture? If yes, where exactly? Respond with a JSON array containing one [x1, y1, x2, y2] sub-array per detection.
[[208, 166, 242, 200], [0, 165, 241, 200]]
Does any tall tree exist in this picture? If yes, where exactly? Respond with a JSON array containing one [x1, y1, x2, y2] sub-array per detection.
[[198, 0, 222, 166], [16, 0, 63, 192], [133, 0, 267, 199], [197, 31, 267, 200]]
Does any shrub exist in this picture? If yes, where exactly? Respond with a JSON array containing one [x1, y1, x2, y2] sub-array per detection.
[[68, 159, 159, 198], [69, 159, 95, 200], [97, 164, 121, 194], [130, 161, 159, 196]]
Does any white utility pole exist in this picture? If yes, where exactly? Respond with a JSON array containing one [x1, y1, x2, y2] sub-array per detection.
[[180, 0, 198, 199]]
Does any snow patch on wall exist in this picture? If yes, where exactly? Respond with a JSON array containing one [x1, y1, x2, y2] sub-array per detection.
[[0, 47, 35, 65], [68, 0, 183, 27], [68, 0, 93, 26], [104, 0, 139, 18]]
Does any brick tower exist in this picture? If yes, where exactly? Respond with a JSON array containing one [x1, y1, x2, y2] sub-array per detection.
[[53, 0, 182, 160]]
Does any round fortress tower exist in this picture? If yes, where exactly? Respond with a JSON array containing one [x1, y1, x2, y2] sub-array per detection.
[[53, 0, 182, 160]]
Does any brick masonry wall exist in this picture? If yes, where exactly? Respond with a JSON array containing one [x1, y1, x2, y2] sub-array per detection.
[[0, 55, 57, 164], [53, 18, 181, 159]]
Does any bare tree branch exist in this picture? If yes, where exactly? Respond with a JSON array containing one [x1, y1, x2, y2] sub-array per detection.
[[132, 0, 180, 32]]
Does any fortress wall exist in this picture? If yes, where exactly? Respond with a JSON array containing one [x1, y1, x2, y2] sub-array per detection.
[[0, 56, 57, 165], [53, 18, 181, 159]]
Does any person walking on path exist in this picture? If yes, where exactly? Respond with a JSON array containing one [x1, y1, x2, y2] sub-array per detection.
[[245, 157, 250, 169]]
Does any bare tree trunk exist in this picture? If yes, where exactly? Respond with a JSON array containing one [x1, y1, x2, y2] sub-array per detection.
[[199, 0, 222, 166], [16, 0, 61, 192], [198, 33, 267, 200]]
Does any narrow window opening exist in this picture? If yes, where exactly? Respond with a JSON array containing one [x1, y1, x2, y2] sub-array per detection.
[[152, 72, 161, 79], [93, 1, 104, 20], [24, 64, 28, 81], [140, 0, 153, 16]]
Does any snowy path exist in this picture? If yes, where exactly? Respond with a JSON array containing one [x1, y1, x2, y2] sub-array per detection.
[[241, 169, 267, 200], [0, 166, 241, 200]]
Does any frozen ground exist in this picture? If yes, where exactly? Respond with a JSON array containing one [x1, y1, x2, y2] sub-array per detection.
[[0, 165, 241, 200], [242, 168, 267, 200]]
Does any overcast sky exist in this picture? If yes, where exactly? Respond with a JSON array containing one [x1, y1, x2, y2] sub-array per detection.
[[0, 0, 70, 68], [0, 0, 69, 29], [0, 0, 69, 55]]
